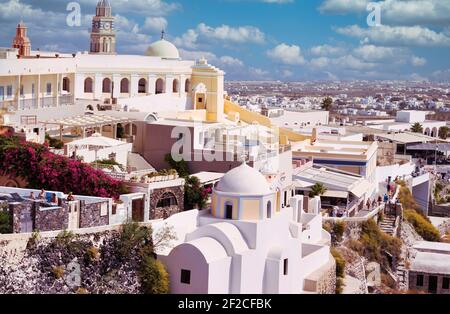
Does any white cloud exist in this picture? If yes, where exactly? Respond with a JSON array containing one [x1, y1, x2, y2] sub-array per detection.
[[335, 24, 450, 47], [353, 45, 405, 62], [174, 29, 199, 49], [410, 56, 427, 66], [219, 56, 244, 67], [77, 0, 179, 16], [143, 17, 168, 34], [310, 57, 330, 68], [310, 44, 346, 56], [319, 0, 369, 14], [320, 0, 450, 26], [432, 69, 450, 82], [266, 43, 306, 65], [280, 69, 294, 78], [174, 23, 265, 49], [197, 23, 265, 44]]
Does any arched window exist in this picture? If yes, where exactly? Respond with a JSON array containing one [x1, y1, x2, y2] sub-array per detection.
[[138, 78, 147, 94], [156, 192, 178, 208], [62, 77, 70, 93], [267, 201, 272, 219], [185, 79, 191, 93], [173, 79, 179, 93], [84, 77, 93, 93], [102, 78, 111, 93], [120, 78, 129, 93], [156, 78, 164, 94]]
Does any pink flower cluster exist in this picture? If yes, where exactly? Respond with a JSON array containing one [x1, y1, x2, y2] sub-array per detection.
[[0, 138, 126, 199]]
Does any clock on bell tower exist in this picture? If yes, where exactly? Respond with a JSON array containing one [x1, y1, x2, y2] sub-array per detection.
[[90, 0, 116, 55]]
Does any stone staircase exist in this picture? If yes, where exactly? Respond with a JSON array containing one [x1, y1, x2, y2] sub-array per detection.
[[379, 215, 397, 236], [396, 259, 408, 290]]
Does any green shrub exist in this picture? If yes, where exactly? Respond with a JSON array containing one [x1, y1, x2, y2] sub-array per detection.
[[52, 266, 65, 279], [404, 209, 441, 242], [164, 153, 190, 178], [398, 184, 440, 242], [0, 211, 12, 234], [45, 134, 64, 149], [27, 230, 41, 248], [333, 221, 346, 243], [118, 221, 153, 259], [139, 256, 170, 294], [55, 230, 75, 246], [76, 287, 88, 294], [85, 246, 100, 263], [331, 248, 346, 278], [184, 176, 208, 210], [336, 277, 344, 294], [359, 220, 402, 268]]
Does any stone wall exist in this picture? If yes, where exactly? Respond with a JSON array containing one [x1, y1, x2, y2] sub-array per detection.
[[35, 203, 69, 232], [304, 256, 336, 294], [150, 186, 184, 220], [8, 202, 32, 234], [79, 201, 109, 228]]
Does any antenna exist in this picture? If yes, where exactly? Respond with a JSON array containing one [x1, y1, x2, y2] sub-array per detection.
[[161, 29, 165, 40]]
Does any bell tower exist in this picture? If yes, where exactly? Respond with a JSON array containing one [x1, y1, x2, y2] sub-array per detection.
[[12, 21, 31, 57], [90, 0, 116, 54]]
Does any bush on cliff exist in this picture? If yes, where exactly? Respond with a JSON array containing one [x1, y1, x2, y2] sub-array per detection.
[[140, 256, 170, 294], [0, 211, 12, 234], [397, 182, 440, 242]]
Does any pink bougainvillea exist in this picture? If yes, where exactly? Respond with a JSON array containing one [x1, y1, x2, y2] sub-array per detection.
[[0, 136, 127, 199]]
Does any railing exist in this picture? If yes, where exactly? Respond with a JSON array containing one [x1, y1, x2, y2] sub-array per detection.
[[59, 94, 74, 106], [1, 95, 74, 112], [19, 98, 39, 110], [0, 99, 18, 111], [323, 204, 384, 223], [40, 96, 57, 108]]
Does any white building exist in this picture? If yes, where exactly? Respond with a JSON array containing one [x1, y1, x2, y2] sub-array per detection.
[[156, 163, 335, 294]]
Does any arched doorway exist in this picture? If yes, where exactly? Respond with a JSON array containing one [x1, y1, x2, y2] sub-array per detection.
[[431, 127, 438, 138], [185, 79, 191, 93], [84, 77, 93, 93], [102, 78, 111, 93], [173, 79, 179, 93], [120, 78, 129, 93], [155, 78, 164, 94], [138, 78, 147, 94]]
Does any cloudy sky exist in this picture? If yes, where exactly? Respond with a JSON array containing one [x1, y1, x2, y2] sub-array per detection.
[[1, 0, 450, 81]]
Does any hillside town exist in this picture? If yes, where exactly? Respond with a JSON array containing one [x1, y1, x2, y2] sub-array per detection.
[[1, 0, 450, 296]]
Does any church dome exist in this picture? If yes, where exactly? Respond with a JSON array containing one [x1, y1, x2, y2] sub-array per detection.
[[216, 163, 272, 195], [146, 39, 180, 60]]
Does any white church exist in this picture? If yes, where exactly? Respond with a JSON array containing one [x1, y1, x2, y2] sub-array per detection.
[[1, 0, 225, 128], [155, 162, 336, 294]]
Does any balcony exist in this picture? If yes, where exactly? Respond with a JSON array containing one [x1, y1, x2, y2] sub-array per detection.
[[0, 95, 75, 111]]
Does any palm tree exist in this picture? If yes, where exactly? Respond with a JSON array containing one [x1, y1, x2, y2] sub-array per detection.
[[309, 183, 328, 198], [410, 122, 424, 134], [439, 126, 449, 140], [321, 97, 333, 112]]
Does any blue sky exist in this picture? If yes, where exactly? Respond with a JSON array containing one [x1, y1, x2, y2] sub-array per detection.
[[1, 0, 450, 81]]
